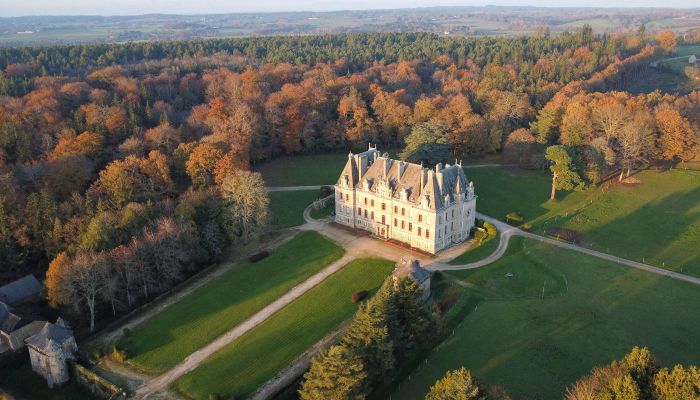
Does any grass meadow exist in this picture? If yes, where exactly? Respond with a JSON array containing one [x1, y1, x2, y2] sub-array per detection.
[[256, 153, 347, 186], [268, 189, 321, 228], [466, 167, 700, 276], [116, 231, 344, 374], [173, 258, 395, 400], [393, 237, 700, 400]]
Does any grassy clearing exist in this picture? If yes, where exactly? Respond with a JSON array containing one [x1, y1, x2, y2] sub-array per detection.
[[466, 167, 700, 275], [465, 166, 594, 224], [622, 67, 691, 94], [393, 237, 700, 400], [0, 363, 94, 400], [174, 258, 395, 400], [256, 153, 347, 186], [117, 231, 344, 374], [268, 190, 320, 228]]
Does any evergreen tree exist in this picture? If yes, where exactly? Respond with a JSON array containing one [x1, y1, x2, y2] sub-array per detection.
[[425, 367, 481, 400], [545, 145, 583, 201], [341, 285, 395, 382], [400, 123, 450, 167], [390, 277, 436, 354], [299, 345, 368, 400]]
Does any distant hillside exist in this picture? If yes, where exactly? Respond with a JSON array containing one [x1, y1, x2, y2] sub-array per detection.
[[1, 6, 700, 46]]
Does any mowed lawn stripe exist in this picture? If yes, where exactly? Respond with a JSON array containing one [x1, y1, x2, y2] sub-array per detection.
[[117, 231, 344, 374], [393, 237, 700, 400], [173, 258, 395, 400]]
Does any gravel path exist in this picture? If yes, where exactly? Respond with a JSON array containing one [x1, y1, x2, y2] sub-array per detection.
[[135, 252, 358, 398], [430, 213, 700, 287]]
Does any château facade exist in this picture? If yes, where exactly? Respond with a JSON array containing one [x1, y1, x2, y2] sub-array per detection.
[[335, 145, 476, 254]]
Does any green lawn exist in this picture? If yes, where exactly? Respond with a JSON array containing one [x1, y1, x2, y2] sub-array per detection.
[[0, 363, 95, 400], [448, 235, 500, 265], [269, 190, 321, 228], [393, 237, 700, 400], [256, 153, 347, 186], [117, 231, 344, 374], [467, 167, 700, 275], [174, 258, 395, 400], [309, 198, 335, 220]]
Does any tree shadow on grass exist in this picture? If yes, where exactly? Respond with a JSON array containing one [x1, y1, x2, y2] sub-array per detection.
[[553, 172, 700, 276]]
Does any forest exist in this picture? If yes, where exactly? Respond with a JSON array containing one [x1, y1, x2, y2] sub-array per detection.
[[0, 29, 697, 332]]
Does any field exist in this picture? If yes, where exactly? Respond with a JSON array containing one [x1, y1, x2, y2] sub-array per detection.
[[393, 237, 700, 400], [466, 167, 700, 276], [268, 190, 321, 228], [116, 231, 344, 374], [0, 363, 94, 400], [173, 258, 395, 400], [256, 153, 347, 186], [622, 67, 692, 94]]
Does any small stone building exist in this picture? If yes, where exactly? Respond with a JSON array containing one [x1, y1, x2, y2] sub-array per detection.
[[393, 258, 431, 302], [689, 55, 697, 64], [25, 318, 77, 388], [0, 301, 44, 353]]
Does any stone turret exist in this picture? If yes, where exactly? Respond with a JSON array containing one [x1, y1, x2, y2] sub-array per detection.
[[25, 318, 76, 388]]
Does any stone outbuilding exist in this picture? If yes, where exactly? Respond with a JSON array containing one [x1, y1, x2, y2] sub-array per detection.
[[393, 258, 431, 302], [689, 55, 697, 64], [25, 318, 77, 388], [0, 301, 44, 353]]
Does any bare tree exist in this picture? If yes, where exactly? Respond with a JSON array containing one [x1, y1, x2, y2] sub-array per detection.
[[220, 170, 269, 243], [615, 112, 655, 181], [68, 251, 109, 332]]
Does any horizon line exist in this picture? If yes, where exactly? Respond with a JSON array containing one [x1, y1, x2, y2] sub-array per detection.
[[3, 4, 700, 18]]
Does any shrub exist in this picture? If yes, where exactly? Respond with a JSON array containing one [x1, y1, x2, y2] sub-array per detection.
[[122, 327, 131, 337], [111, 346, 128, 363], [483, 221, 497, 237], [320, 185, 333, 197], [352, 290, 368, 303], [506, 212, 524, 224], [249, 250, 269, 263], [521, 223, 533, 231]]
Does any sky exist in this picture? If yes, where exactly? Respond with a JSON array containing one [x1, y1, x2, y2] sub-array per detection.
[[1, 0, 698, 17]]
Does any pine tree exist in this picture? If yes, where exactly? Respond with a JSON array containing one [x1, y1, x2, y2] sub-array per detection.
[[425, 367, 481, 400], [545, 145, 583, 201], [342, 287, 395, 383], [299, 345, 368, 400]]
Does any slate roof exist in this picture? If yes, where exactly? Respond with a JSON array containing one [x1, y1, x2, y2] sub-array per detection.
[[0, 275, 42, 306], [0, 301, 36, 333], [393, 258, 431, 284], [337, 145, 469, 210], [25, 318, 74, 354]]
